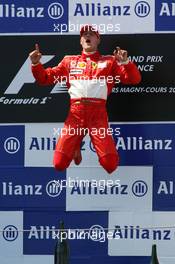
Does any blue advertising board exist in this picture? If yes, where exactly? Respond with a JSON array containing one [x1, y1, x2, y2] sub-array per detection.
[[23, 211, 107, 255], [155, 0, 175, 31], [0, 167, 66, 208], [153, 166, 175, 211], [0, 0, 68, 33], [0, 125, 24, 167], [111, 123, 175, 166]]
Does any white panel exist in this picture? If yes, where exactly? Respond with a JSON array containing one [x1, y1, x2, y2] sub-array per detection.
[[25, 123, 63, 167], [25, 123, 100, 168], [0, 211, 23, 256], [69, 0, 154, 34], [66, 166, 152, 211], [0, 256, 53, 264], [108, 211, 175, 256]]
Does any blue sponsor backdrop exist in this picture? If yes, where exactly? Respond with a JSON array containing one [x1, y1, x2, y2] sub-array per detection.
[[153, 166, 175, 211], [0, 0, 175, 262], [1, 122, 175, 262], [23, 211, 151, 264], [0, 167, 66, 209], [155, 0, 175, 31], [111, 123, 175, 166], [0, 125, 24, 167], [23, 211, 107, 255], [0, 0, 68, 33]]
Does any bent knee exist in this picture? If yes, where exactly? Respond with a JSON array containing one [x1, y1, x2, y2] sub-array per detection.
[[99, 154, 119, 174], [53, 151, 71, 171]]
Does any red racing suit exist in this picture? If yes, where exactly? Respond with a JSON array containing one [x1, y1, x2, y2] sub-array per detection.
[[32, 51, 141, 173]]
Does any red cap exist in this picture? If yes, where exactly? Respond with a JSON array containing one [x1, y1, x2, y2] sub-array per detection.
[[80, 25, 100, 39]]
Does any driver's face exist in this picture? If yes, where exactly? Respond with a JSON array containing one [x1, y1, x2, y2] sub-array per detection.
[[80, 31, 100, 52]]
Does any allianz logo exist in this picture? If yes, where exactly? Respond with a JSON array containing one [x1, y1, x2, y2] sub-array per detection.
[[74, 2, 150, 18], [27, 224, 172, 241], [4, 137, 20, 154], [70, 180, 148, 197], [157, 181, 175, 194], [73, 3, 130, 16], [159, 2, 175, 16], [3, 225, 19, 241], [29, 137, 57, 150], [114, 225, 171, 240], [116, 136, 172, 151], [27, 224, 104, 240], [1, 180, 148, 197], [2, 180, 62, 197], [71, 183, 127, 195], [28, 225, 58, 239], [28, 136, 173, 152], [0, 3, 64, 19]]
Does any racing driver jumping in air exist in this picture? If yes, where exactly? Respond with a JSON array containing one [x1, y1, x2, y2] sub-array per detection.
[[29, 25, 141, 174]]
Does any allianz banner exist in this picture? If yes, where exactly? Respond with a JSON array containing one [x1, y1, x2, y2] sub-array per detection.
[[1, 123, 175, 168], [0, 34, 175, 122], [108, 211, 175, 257], [0, 0, 68, 33], [0, 1, 175, 34], [0, 167, 66, 209]]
